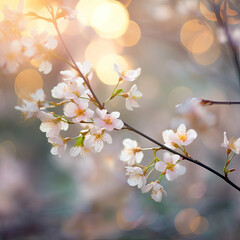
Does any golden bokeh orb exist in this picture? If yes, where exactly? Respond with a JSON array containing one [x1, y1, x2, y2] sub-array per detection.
[[96, 54, 128, 85], [76, 0, 109, 26], [116, 20, 141, 47], [180, 19, 214, 54], [15, 69, 43, 100], [85, 39, 122, 67], [91, 1, 129, 39]]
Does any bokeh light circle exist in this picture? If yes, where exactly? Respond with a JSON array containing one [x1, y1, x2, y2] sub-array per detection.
[[85, 39, 122, 67], [91, 1, 129, 39], [116, 20, 141, 47], [180, 19, 214, 54], [15, 69, 43, 100], [96, 54, 128, 85]]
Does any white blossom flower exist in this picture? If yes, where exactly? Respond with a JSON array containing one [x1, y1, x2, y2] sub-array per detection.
[[125, 84, 142, 111], [60, 61, 92, 82], [15, 89, 46, 119], [84, 127, 112, 152], [48, 136, 67, 157], [155, 152, 186, 181], [126, 166, 146, 188], [221, 132, 240, 154], [64, 99, 94, 123], [70, 145, 91, 157], [38, 111, 68, 138], [94, 108, 124, 131], [22, 30, 58, 74], [51, 78, 90, 100], [120, 138, 143, 165], [176, 98, 216, 127], [162, 123, 197, 149], [113, 64, 141, 82], [141, 181, 167, 202], [0, 40, 23, 74], [3, 1, 26, 31]]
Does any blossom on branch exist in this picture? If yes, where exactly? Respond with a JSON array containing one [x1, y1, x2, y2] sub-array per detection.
[[38, 111, 69, 138], [64, 99, 94, 123], [126, 166, 146, 188], [155, 152, 186, 181], [113, 64, 141, 82], [221, 132, 240, 154], [84, 127, 112, 153], [60, 61, 92, 82], [124, 84, 143, 111], [141, 181, 167, 202], [120, 138, 143, 165], [48, 136, 67, 157], [176, 98, 216, 127], [94, 108, 124, 131], [15, 89, 46, 119], [22, 30, 58, 74], [162, 123, 197, 149]]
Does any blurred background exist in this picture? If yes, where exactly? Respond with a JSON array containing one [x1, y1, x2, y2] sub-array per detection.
[[0, 0, 240, 239]]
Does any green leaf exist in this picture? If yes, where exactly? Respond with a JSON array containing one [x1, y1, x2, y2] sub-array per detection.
[[114, 89, 123, 96], [74, 135, 84, 147]]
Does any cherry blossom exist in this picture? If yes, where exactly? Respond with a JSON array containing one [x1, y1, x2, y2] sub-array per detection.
[[15, 89, 46, 119], [120, 138, 143, 165], [0, 40, 23, 74], [38, 111, 69, 138], [176, 98, 216, 127], [162, 123, 197, 149], [64, 99, 94, 123], [70, 144, 92, 157], [22, 30, 58, 74], [51, 78, 90, 100], [113, 64, 141, 82], [94, 108, 124, 131], [126, 166, 146, 188], [141, 181, 167, 202], [124, 84, 142, 111], [60, 61, 92, 82], [155, 152, 186, 181], [84, 127, 112, 152], [2, 1, 26, 32], [48, 136, 67, 157], [221, 132, 240, 154]]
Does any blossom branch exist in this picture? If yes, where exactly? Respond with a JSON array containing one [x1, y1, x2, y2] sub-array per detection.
[[50, 9, 240, 192]]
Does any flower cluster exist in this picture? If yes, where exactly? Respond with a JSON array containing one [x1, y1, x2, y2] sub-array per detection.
[[0, 2, 60, 74], [122, 123, 196, 202], [15, 61, 143, 159]]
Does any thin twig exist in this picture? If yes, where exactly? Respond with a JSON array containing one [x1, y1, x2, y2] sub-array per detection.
[[201, 99, 240, 105]]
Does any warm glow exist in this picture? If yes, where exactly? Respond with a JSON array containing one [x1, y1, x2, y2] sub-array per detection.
[[192, 42, 221, 65], [91, 1, 129, 39], [15, 69, 43, 100], [180, 19, 214, 54], [24, 6, 68, 36], [76, 0, 109, 26], [200, 2, 217, 21], [116, 20, 141, 47], [96, 54, 128, 85], [85, 39, 122, 67], [175, 208, 200, 235], [0, 0, 19, 20], [190, 216, 208, 234]]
